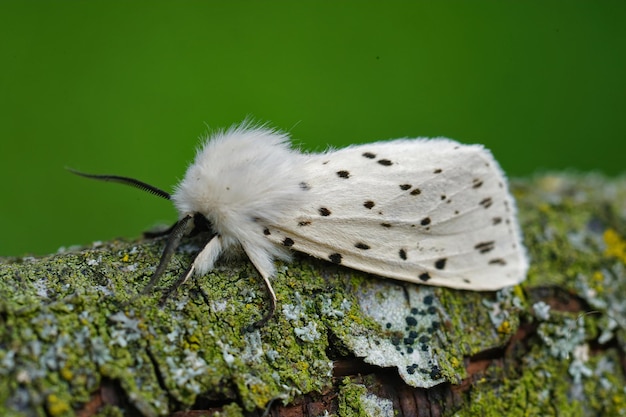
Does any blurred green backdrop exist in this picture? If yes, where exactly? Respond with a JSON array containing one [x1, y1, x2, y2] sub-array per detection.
[[1, 1, 624, 257]]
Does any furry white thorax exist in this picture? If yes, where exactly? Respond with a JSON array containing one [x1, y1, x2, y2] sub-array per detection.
[[171, 125, 309, 276]]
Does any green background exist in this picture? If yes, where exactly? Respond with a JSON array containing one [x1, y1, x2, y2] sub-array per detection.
[[1, 1, 624, 257]]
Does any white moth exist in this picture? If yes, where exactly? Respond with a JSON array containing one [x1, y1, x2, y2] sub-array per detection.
[[72, 123, 528, 328]]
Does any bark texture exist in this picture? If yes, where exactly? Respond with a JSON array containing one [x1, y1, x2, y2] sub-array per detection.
[[1, 173, 626, 417]]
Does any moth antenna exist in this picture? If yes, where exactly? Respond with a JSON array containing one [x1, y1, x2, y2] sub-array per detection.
[[67, 167, 171, 200], [142, 214, 193, 294]]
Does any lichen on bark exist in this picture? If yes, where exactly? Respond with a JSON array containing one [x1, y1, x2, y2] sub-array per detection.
[[1, 173, 625, 416]]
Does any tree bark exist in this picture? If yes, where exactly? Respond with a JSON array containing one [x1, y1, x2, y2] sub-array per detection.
[[1, 173, 625, 417]]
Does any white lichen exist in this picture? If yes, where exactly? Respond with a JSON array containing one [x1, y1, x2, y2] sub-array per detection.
[[294, 322, 320, 342], [532, 301, 551, 321], [360, 391, 394, 417]]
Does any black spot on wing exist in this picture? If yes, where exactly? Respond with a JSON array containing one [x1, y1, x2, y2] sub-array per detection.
[[337, 170, 350, 178], [378, 159, 393, 166], [399, 249, 407, 260], [263, 228, 271, 235], [319, 207, 331, 216], [299, 182, 311, 190], [362, 152, 376, 159], [419, 272, 431, 282], [492, 217, 502, 225], [282, 238, 294, 247], [420, 217, 431, 226], [475, 241, 495, 254], [479, 197, 493, 208], [381, 222, 392, 228], [410, 188, 421, 196], [355, 242, 370, 250], [434, 258, 447, 270], [363, 200, 375, 209], [298, 221, 311, 226], [399, 184, 412, 190], [489, 258, 507, 265], [433, 168, 442, 174], [329, 253, 342, 264]]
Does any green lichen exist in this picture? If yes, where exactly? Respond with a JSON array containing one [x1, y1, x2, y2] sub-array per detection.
[[452, 174, 626, 417], [336, 378, 369, 417], [604, 229, 626, 264], [335, 277, 464, 387], [454, 313, 626, 417], [434, 285, 524, 384], [0, 236, 353, 415], [515, 175, 626, 292], [45, 393, 71, 416], [2, 173, 626, 416], [209, 402, 244, 417], [92, 404, 124, 417]]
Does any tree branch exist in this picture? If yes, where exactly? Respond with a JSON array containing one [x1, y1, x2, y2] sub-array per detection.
[[1, 173, 626, 417]]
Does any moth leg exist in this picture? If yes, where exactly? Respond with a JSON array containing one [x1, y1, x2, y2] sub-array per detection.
[[142, 214, 193, 294], [249, 267, 277, 330], [159, 263, 195, 303], [160, 235, 223, 302], [143, 221, 178, 239], [241, 246, 278, 330]]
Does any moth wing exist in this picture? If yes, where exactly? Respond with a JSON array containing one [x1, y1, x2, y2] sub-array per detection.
[[265, 138, 527, 290]]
